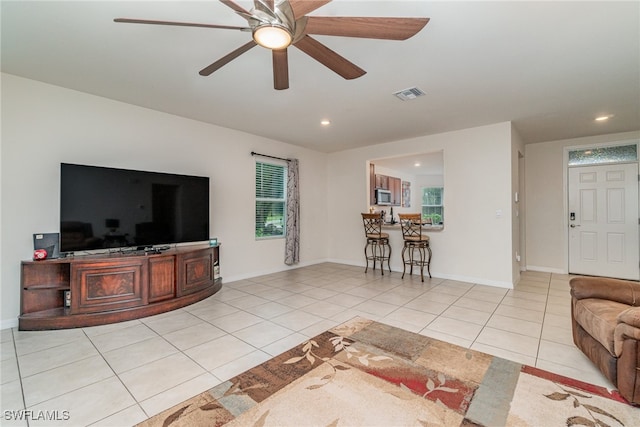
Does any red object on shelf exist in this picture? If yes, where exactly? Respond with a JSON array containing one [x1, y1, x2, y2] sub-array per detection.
[[33, 249, 48, 260]]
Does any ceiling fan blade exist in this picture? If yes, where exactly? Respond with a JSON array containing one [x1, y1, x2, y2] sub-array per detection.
[[294, 35, 365, 80], [199, 41, 257, 76], [219, 0, 251, 15], [114, 18, 249, 31], [305, 16, 429, 40], [289, 0, 332, 19], [272, 49, 289, 90], [258, 0, 275, 11]]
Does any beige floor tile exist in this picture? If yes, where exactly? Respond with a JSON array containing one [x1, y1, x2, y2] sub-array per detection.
[[271, 310, 325, 331], [344, 285, 386, 299], [261, 332, 309, 356], [541, 323, 574, 345], [301, 287, 340, 300], [470, 342, 536, 366], [21, 355, 115, 407], [441, 306, 491, 326], [425, 317, 483, 341], [210, 349, 272, 382], [91, 404, 149, 427], [212, 288, 249, 302], [119, 353, 206, 402], [225, 294, 271, 310], [27, 376, 135, 427], [1, 379, 25, 412], [250, 301, 296, 319], [17, 337, 98, 377], [463, 289, 506, 304], [82, 319, 142, 338], [475, 327, 539, 357], [486, 314, 542, 338], [545, 301, 572, 317], [188, 302, 240, 322], [208, 310, 264, 333], [372, 291, 417, 305], [138, 373, 221, 418], [536, 340, 598, 372], [233, 321, 294, 348], [323, 293, 368, 308], [102, 336, 178, 375], [493, 304, 544, 323], [382, 307, 437, 329], [142, 311, 204, 336], [162, 323, 227, 351], [89, 323, 158, 353], [1, 356, 19, 384], [404, 296, 451, 314], [507, 289, 548, 302], [1, 337, 16, 362], [299, 319, 342, 338], [500, 296, 546, 312], [543, 312, 572, 330], [277, 294, 318, 309], [453, 297, 498, 313], [13, 328, 87, 356], [301, 300, 348, 319], [422, 290, 461, 304], [535, 359, 613, 389], [351, 300, 400, 317], [184, 334, 256, 371], [252, 287, 297, 301]]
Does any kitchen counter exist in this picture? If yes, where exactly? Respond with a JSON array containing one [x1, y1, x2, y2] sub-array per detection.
[[382, 223, 444, 232]]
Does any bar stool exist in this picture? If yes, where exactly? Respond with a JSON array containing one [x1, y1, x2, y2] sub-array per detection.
[[398, 213, 432, 281], [361, 213, 391, 275]]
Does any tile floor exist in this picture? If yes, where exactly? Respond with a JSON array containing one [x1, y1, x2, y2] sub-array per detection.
[[1, 263, 613, 426]]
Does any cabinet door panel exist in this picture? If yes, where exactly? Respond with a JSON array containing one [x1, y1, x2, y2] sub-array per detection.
[[72, 259, 147, 314], [149, 256, 176, 302], [177, 248, 214, 296]]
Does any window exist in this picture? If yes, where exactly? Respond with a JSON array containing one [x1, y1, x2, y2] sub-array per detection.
[[255, 161, 287, 239], [568, 144, 637, 166], [422, 187, 444, 224]]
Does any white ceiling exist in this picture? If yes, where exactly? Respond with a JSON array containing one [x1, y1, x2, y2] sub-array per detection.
[[2, 1, 638, 153]]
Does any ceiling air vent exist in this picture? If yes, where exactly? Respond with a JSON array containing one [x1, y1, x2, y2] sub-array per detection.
[[393, 87, 425, 101]]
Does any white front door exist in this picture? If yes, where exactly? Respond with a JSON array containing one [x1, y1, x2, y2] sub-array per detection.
[[568, 163, 639, 280]]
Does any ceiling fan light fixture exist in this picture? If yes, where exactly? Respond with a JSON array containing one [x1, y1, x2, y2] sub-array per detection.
[[253, 25, 292, 49]]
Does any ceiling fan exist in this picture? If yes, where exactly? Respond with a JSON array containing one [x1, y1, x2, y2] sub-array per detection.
[[114, 0, 429, 90]]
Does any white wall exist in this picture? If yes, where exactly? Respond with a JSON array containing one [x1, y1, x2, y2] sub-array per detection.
[[0, 74, 329, 328], [327, 122, 516, 287], [524, 130, 640, 273]]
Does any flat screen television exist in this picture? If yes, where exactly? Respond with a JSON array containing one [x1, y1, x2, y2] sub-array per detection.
[[60, 163, 209, 253]]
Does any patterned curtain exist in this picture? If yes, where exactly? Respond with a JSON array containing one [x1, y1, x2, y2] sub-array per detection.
[[284, 158, 300, 265]]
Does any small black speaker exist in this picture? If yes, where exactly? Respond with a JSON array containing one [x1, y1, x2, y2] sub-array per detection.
[[33, 233, 60, 259]]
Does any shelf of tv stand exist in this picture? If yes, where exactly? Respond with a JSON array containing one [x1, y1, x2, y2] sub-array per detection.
[[19, 244, 221, 330], [23, 284, 71, 291]]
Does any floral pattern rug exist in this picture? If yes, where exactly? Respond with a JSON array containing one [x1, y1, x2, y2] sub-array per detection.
[[138, 317, 637, 427]]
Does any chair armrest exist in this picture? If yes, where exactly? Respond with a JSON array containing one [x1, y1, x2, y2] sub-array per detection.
[[618, 306, 640, 328], [570, 276, 640, 306], [614, 307, 640, 356]]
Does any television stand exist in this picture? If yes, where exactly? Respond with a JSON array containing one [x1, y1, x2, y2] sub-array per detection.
[[19, 244, 221, 330]]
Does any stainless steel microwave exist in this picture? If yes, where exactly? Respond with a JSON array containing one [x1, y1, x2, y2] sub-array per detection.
[[376, 189, 392, 205]]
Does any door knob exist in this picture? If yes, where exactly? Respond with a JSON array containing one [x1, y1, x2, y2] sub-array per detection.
[[570, 224, 581, 228]]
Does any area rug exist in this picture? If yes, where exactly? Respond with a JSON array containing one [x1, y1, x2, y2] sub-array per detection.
[[138, 317, 637, 427]]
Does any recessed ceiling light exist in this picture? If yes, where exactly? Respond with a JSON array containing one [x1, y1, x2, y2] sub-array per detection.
[[321, 119, 331, 126], [595, 115, 614, 122], [414, 162, 421, 167]]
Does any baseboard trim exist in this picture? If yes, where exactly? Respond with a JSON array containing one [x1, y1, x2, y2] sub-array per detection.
[[525, 265, 567, 274]]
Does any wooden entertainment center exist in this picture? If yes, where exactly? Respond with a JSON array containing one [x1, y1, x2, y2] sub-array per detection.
[[19, 244, 221, 330]]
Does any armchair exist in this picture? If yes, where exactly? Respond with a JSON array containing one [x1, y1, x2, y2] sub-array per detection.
[[570, 276, 640, 405]]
